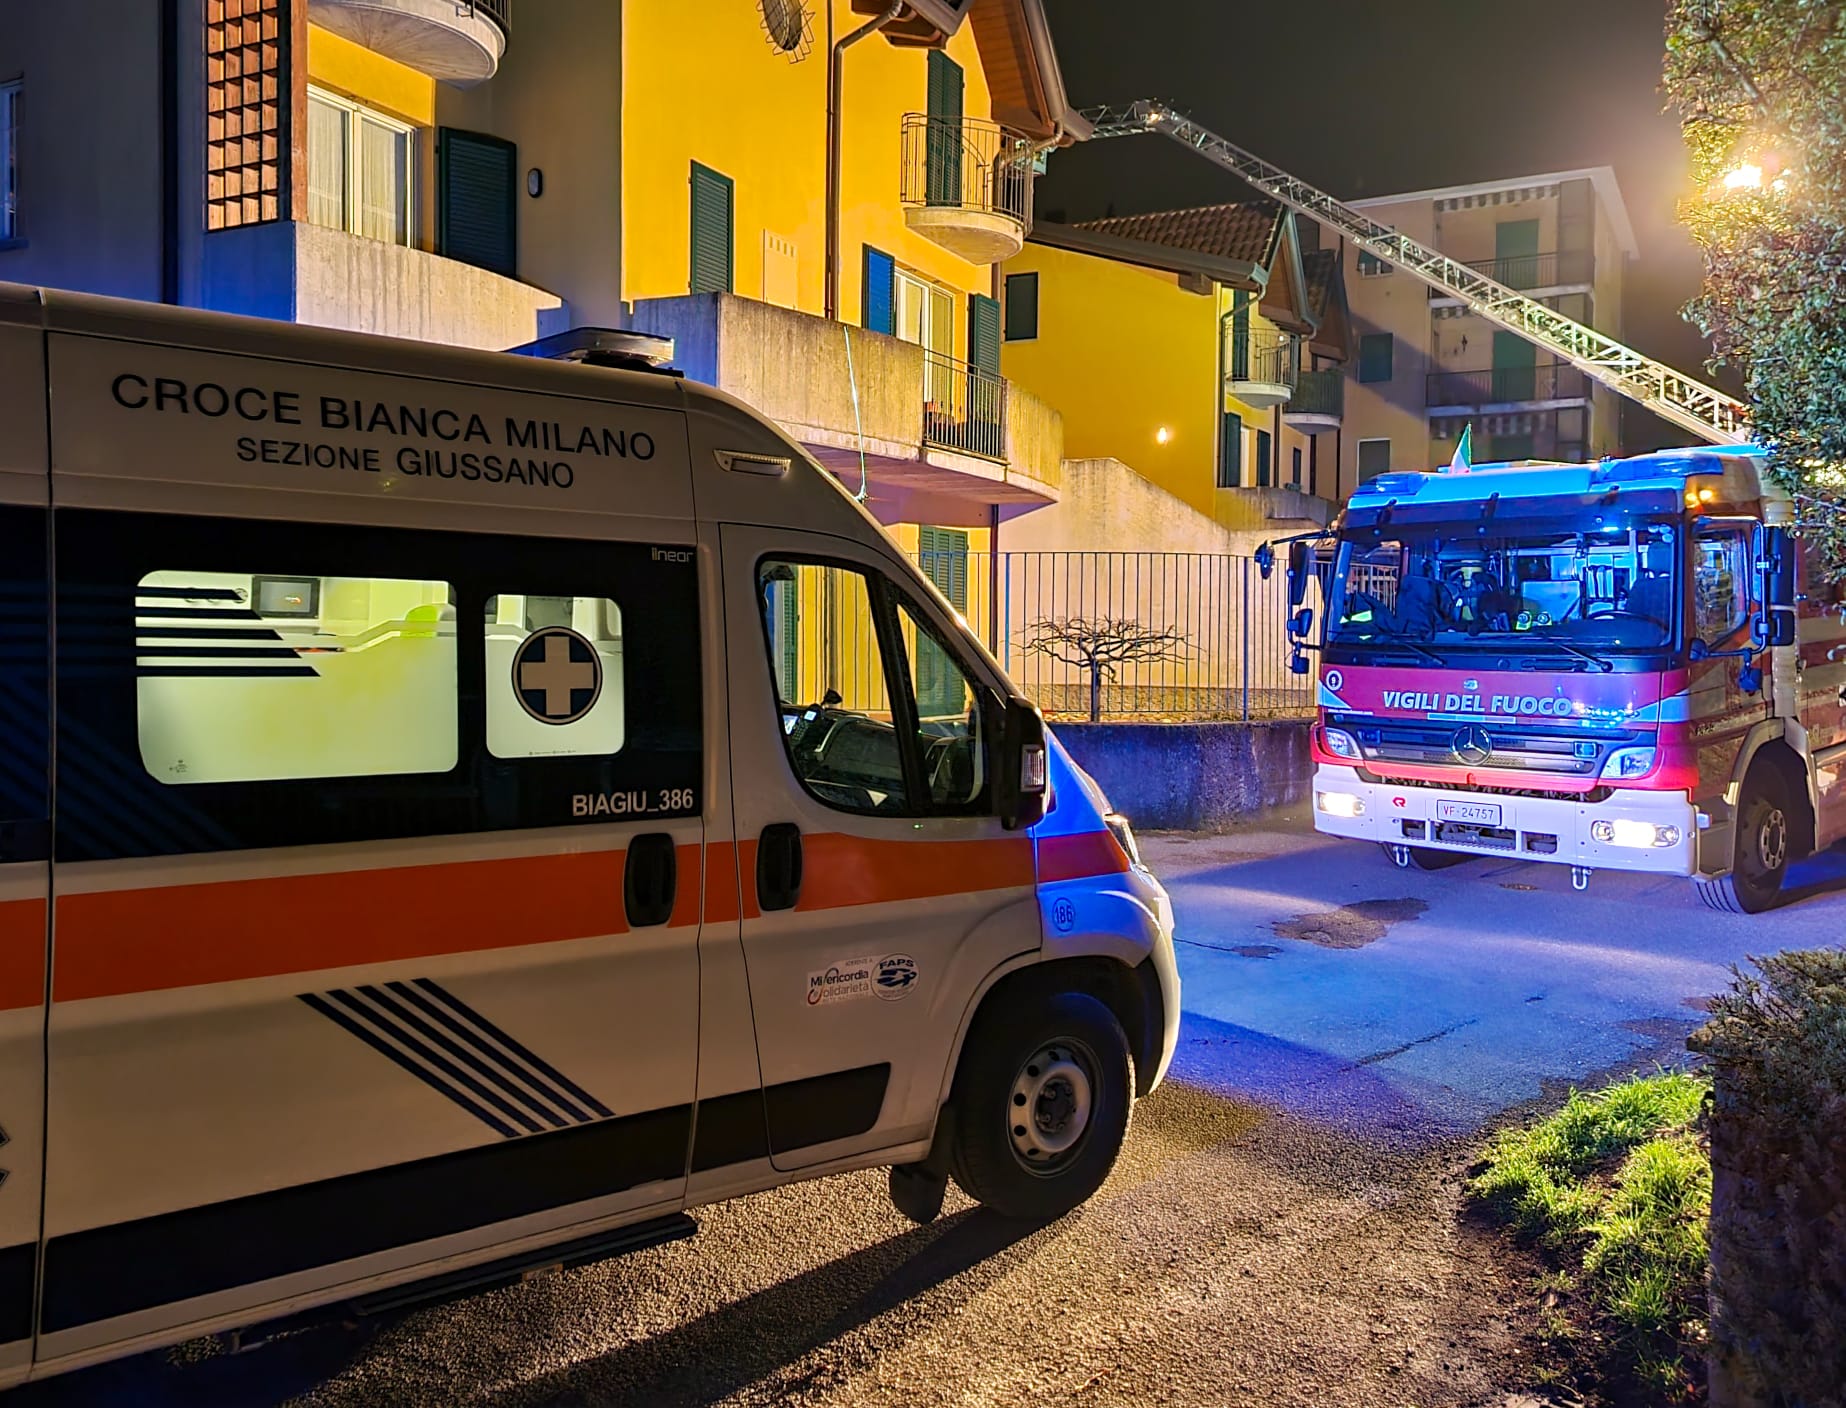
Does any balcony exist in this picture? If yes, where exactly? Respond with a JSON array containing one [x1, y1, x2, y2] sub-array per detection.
[[200, 220, 563, 348], [1283, 368, 1344, 430], [306, 0, 509, 84], [900, 114, 1033, 264], [1426, 362, 1590, 411], [631, 293, 1061, 526], [1428, 250, 1594, 299], [1226, 328, 1295, 411]]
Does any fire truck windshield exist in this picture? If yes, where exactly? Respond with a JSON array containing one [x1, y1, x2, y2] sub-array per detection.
[[1328, 513, 1680, 657]]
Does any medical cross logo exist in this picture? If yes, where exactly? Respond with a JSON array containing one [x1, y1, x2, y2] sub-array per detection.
[[513, 627, 603, 725]]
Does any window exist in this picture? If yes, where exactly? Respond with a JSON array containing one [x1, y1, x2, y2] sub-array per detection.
[[1358, 438, 1391, 476], [1694, 525, 1750, 641], [1488, 433, 1535, 462], [64, 512, 702, 862], [967, 292, 1001, 376], [1256, 428, 1273, 488], [1291, 445, 1303, 488], [1, 81, 18, 241], [1004, 271, 1038, 341], [438, 126, 517, 275], [136, 569, 457, 785], [486, 595, 624, 759], [690, 161, 734, 294], [757, 559, 987, 817], [1358, 333, 1394, 384], [925, 50, 965, 206], [1357, 250, 1392, 277], [862, 246, 895, 334], [308, 87, 415, 246], [1218, 411, 1243, 488]]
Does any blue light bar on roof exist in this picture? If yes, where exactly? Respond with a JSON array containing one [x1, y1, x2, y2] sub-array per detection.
[[1356, 473, 1427, 496]]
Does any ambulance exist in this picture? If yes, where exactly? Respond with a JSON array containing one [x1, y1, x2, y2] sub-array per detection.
[[0, 284, 1180, 1385]]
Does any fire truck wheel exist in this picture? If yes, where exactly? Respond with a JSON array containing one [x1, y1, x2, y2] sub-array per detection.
[[948, 990, 1133, 1222], [1698, 772, 1790, 914]]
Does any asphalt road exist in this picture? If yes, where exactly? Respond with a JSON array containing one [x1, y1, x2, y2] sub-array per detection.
[[17, 813, 1844, 1407]]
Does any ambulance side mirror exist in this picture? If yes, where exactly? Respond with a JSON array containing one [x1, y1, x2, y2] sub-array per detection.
[[1286, 541, 1313, 610], [995, 695, 1047, 831]]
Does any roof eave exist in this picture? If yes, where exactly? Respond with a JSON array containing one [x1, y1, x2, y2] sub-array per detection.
[[1027, 222, 1266, 290]]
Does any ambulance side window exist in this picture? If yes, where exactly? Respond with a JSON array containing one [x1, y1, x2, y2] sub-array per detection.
[[484, 595, 625, 759], [760, 559, 913, 816], [894, 593, 987, 814]]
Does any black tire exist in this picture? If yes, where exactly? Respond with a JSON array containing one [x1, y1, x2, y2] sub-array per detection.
[[1697, 770, 1791, 914], [947, 990, 1133, 1222]]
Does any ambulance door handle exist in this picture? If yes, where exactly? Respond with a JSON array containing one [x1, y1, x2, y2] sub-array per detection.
[[624, 832, 678, 928], [756, 823, 803, 912]]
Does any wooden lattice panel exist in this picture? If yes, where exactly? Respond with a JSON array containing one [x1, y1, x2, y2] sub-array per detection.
[[205, 0, 294, 229]]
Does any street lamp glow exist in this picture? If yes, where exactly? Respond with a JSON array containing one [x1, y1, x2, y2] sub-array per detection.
[[1722, 163, 1764, 190], [1155, 426, 1171, 444]]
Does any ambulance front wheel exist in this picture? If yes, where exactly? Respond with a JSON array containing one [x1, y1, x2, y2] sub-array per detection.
[[947, 989, 1133, 1222]]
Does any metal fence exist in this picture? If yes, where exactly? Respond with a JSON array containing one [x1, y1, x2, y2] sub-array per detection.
[[900, 113, 1033, 227], [1426, 249, 1594, 296], [1426, 362, 1589, 407], [915, 549, 1314, 721], [922, 351, 1007, 462]]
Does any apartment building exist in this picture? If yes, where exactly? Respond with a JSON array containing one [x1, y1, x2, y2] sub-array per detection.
[[1340, 169, 1636, 493], [0, 0, 1081, 566], [999, 201, 1352, 551]]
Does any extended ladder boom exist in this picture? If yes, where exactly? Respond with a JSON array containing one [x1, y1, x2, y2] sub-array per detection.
[[1084, 101, 1750, 446]]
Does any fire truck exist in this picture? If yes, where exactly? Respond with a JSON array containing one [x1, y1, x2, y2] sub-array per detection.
[[1081, 102, 1845, 911], [1282, 447, 1846, 912]]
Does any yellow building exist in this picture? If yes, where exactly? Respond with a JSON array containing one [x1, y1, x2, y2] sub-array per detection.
[[1342, 170, 1637, 492], [1, 0, 1087, 615], [1000, 203, 1353, 544]]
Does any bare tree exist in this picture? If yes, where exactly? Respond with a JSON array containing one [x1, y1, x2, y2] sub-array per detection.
[[1023, 617, 1190, 723]]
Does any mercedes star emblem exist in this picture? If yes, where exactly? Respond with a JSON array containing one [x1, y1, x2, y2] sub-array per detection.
[[1452, 725, 1494, 765]]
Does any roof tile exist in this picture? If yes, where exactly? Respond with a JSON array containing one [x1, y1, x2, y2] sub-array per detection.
[[1073, 201, 1285, 268]]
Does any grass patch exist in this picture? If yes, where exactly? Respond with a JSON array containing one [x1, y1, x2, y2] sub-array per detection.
[[1471, 1072, 1711, 1403]]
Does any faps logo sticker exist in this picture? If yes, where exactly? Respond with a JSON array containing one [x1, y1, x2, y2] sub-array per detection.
[[513, 627, 602, 724], [874, 954, 918, 1000]]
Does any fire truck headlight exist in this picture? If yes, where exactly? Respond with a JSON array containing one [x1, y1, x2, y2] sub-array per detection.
[[1591, 819, 1681, 848], [1601, 746, 1658, 780], [1317, 790, 1365, 818], [1322, 727, 1362, 759]]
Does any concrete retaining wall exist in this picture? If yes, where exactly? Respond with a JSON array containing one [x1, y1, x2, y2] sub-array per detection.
[[1054, 720, 1313, 831]]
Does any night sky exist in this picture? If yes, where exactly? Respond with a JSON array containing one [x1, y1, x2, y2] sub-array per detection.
[[1039, 0, 1721, 451]]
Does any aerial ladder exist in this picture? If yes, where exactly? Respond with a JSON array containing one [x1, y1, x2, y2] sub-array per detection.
[[1083, 101, 1751, 447]]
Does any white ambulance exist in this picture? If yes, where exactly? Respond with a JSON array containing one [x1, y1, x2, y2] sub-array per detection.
[[0, 284, 1180, 1385]]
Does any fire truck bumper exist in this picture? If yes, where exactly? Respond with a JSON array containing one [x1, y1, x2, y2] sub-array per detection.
[[1309, 766, 1700, 876]]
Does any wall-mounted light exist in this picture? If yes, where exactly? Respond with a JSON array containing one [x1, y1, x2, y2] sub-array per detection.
[[1155, 426, 1171, 445], [527, 168, 544, 198]]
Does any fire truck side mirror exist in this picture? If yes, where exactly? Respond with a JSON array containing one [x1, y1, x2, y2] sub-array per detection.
[[1255, 541, 1276, 580], [1755, 526, 1798, 648], [1286, 541, 1313, 609]]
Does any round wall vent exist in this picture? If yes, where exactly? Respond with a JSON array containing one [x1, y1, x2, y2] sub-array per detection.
[[759, 0, 812, 59]]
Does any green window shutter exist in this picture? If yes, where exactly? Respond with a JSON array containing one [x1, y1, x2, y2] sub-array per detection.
[[1256, 428, 1273, 487], [1495, 217, 1541, 289], [1358, 438, 1391, 476], [437, 128, 517, 277], [1218, 411, 1243, 488], [968, 293, 1000, 375], [925, 51, 964, 206], [1358, 332, 1393, 384], [916, 526, 969, 718], [689, 161, 734, 295], [1491, 330, 1537, 401], [862, 246, 895, 333], [1003, 272, 1038, 341], [776, 579, 799, 699]]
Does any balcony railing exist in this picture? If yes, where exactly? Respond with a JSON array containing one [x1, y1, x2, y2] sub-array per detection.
[[1287, 367, 1344, 420], [1426, 362, 1590, 407], [923, 351, 1007, 462], [1428, 249, 1593, 297], [471, 0, 511, 33], [1227, 328, 1296, 387], [900, 114, 1033, 262]]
